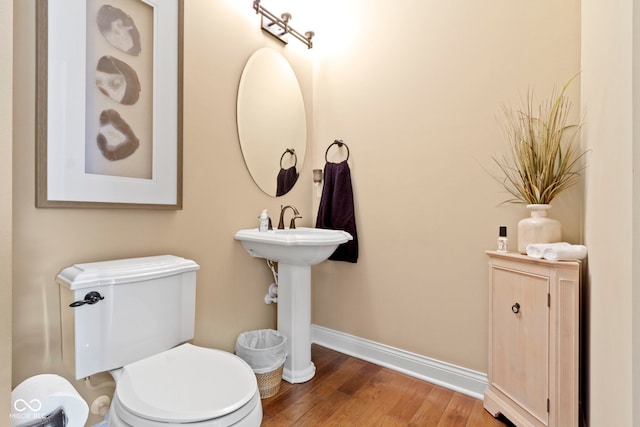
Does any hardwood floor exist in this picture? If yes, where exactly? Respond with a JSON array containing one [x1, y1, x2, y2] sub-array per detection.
[[261, 344, 514, 426]]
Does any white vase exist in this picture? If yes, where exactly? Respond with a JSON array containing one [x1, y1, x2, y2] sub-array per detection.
[[517, 204, 562, 254]]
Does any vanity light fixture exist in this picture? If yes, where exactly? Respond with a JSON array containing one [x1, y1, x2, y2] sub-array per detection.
[[253, 0, 314, 49]]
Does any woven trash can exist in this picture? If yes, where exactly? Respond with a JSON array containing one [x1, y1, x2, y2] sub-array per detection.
[[235, 329, 287, 399]]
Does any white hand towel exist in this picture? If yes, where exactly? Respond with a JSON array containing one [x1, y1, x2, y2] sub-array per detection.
[[526, 242, 571, 259], [542, 244, 587, 261]]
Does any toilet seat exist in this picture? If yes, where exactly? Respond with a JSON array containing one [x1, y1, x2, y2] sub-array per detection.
[[110, 344, 261, 426]]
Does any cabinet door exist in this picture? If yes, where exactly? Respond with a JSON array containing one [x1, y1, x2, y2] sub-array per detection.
[[491, 267, 549, 425]]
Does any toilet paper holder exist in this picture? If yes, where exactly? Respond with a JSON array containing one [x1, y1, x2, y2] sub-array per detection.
[[18, 406, 67, 427]]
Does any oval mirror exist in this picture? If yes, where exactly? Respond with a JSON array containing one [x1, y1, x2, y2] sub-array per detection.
[[237, 48, 307, 197]]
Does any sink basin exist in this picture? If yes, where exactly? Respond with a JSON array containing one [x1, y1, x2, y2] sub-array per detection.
[[234, 227, 352, 265]]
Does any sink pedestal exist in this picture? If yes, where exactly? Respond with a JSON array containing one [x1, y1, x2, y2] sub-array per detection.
[[234, 227, 353, 384], [277, 263, 315, 383]]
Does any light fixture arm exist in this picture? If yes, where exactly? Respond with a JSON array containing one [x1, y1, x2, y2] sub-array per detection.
[[253, 0, 314, 49]]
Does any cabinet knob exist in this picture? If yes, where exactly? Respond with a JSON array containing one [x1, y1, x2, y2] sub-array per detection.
[[511, 302, 520, 314]]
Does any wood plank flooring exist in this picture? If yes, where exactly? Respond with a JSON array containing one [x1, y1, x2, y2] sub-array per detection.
[[261, 344, 513, 426]]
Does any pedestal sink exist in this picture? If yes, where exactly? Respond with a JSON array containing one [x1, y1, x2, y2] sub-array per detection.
[[235, 227, 352, 383]]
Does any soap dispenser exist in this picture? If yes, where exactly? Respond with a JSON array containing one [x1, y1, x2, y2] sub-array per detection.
[[259, 210, 270, 232]]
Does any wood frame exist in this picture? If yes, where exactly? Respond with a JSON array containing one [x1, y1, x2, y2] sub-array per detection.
[[36, 0, 184, 209]]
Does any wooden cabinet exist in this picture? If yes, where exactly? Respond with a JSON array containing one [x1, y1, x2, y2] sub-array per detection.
[[484, 251, 580, 427]]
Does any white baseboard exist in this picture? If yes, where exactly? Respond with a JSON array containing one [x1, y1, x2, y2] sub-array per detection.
[[311, 324, 488, 400]]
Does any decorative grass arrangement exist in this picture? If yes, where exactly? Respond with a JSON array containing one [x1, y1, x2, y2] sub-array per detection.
[[493, 76, 587, 205]]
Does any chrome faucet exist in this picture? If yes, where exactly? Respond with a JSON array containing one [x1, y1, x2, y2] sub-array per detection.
[[278, 205, 302, 229]]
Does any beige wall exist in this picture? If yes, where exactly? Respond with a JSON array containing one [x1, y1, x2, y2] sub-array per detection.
[[582, 0, 637, 425], [2, 0, 12, 420], [311, 0, 582, 372], [16, 1, 640, 427], [635, 3, 640, 423], [12, 1, 310, 424]]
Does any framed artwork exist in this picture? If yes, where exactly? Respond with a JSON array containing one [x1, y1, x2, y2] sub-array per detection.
[[36, 0, 184, 209]]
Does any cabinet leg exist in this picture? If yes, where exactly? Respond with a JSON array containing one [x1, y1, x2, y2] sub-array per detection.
[[483, 391, 502, 418]]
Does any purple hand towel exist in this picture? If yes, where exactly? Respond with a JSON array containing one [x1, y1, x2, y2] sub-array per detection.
[[316, 161, 358, 263], [276, 166, 298, 196]]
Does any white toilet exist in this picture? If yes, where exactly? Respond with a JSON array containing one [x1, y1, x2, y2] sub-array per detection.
[[57, 255, 263, 427]]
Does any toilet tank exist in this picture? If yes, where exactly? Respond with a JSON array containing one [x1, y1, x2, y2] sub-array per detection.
[[56, 255, 200, 379]]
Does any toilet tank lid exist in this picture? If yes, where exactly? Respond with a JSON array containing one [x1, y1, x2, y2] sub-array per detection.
[[56, 255, 200, 290]]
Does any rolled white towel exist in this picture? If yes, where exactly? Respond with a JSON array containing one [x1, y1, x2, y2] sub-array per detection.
[[526, 242, 571, 259], [542, 244, 587, 261]]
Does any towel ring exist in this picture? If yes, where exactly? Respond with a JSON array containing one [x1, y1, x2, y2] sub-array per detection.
[[280, 148, 297, 169], [325, 140, 350, 162]]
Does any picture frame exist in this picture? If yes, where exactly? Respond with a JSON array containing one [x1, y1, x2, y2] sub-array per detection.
[[36, 0, 184, 209]]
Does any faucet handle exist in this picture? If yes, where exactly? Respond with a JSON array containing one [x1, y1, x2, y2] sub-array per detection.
[[289, 215, 302, 229]]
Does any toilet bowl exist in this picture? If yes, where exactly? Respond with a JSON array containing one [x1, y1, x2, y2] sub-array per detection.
[[108, 344, 262, 426], [56, 255, 263, 427]]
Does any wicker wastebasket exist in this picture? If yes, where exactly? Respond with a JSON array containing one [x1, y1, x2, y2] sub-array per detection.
[[235, 329, 287, 399]]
